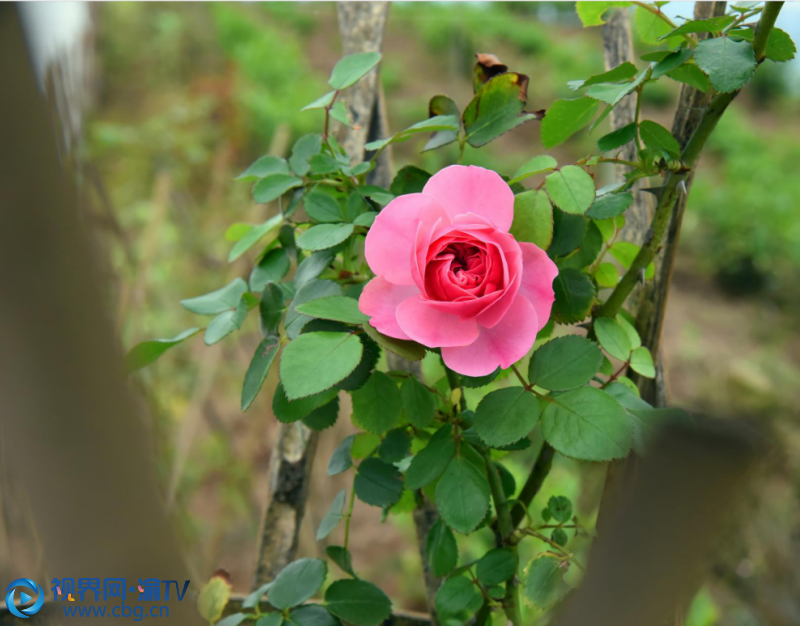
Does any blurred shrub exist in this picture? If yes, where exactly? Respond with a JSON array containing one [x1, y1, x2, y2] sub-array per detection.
[[684, 108, 800, 300]]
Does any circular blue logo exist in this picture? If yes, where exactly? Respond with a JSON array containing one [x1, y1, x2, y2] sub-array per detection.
[[5, 579, 44, 619]]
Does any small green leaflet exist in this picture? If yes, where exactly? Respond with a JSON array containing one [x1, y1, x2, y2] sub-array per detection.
[[510, 190, 553, 250], [639, 120, 681, 158], [204, 298, 248, 345], [694, 37, 756, 93], [595, 317, 633, 361], [575, 1, 630, 27], [510, 155, 558, 184], [597, 122, 637, 152], [545, 166, 596, 215], [228, 214, 284, 262], [548, 495, 573, 522], [268, 558, 327, 610], [236, 155, 289, 181], [400, 377, 435, 429], [660, 15, 735, 40], [434, 576, 482, 618], [541, 98, 599, 148], [405, 424, 456, 490], [328, 435, 355, 476], [473, 387, 541, 448], [302, 91, 336, 111], [316, 489, 347, 541], [541, 386, 633, 461], [304, 192, 343, 223], [329, 52, 382, 90], [630, 345, 655, 378], [253, 174, 303, 204], [463, 73, 537, 147], [351, 371, 401, 433], [522, 556, 570, 609], [280, 332, 363, 400], [426, 519, 458, 577], [296, 223, 354, 251], [570, 62, 638, 90], [435, 456, 490, 534], [528, 335, 603, 391], [355, 458, 403, 507], [295, 296, 368, 325], [476, 548, 518, 586], [241, 337, 280, 411], [325, 579, 392, 626], [181, 278, 248, 315], [586, 192, 632, 219], [125, 328, 201, 373], [552, 268, 596, 324]]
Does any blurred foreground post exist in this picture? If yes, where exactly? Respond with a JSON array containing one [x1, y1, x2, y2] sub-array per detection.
[[0, 6, 198, 624]]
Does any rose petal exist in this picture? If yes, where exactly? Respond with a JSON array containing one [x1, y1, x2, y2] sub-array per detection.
[[395, 295, 480, 348], [422, 165, 514, 232], [359, 277, 419, 340], [518, 242, 558, 332], [365, 194, 449, 285], [441, 295, 539, 376]]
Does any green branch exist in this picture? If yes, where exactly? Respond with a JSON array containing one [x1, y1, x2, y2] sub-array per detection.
[[596, 1, 785, 319]]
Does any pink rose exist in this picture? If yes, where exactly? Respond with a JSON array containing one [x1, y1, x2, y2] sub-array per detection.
[[359, 165, 558, 376]]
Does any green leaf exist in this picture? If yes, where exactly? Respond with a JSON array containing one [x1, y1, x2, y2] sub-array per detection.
[[426, 519, 458, 578], [280, 332, 363, 400], [205, 299, 248, 345], [476, 548, 518, 586], [595, 262, 619, 288], [666, 64, 710, 92], [217, 612, 249, 624], [228, 214, 284, 262], [325, 579, 392, 626], [301, 91, 336, 111], [351, 433, 380, 459], [295, 251, 334, 291], [639, 120, 681, 158], [651, 48, 694, 79], [435, 456, 490, 534], [574, 62, 639, 91], [764, 28, 797, 62], [694, 37, 756, 93], [549, 209, 587, 258], [378, 428, 411, 463], [273, 383, 338, 424], [236, 156, 290, 181], [597, 122, 637, 152], [528, 335, 603, 391], [197, 573, 232, 624], [424, 95, 460, 152], [308, 153, 347, 175], [336, 331, 380, 392], [296, 224, 354, 251], [355, 458, 403, 507], [125, 328, 201, 373], [609, 241, 655, 279], [259, 282, 285, 337], [541, 386, 633, 461], [474, 387, 541, 448], [289, 134, 323, 176], [302, 397, 339, 431], [548, 495, 573, 522], [405, 424, 456, 490], [635, 5, 675, 45], [586, 192, 632, 219], [353, 211, 376, 227], [255, 614, 283, 626], [362, 322, 426, 361], [304, 192, 343, 223], [541, 98, 600, 148], [522, 556, 569, 609], [329, 52, 382, 90], [595, 317, 633, 361], [181, 278, 248, 315], [460, 369, 500, 389], [510, 155, 558, 184], [630, 345, 655, 378], [617, 313, 641, 349], [545, 166, 596, 215], [328, 435, 355, 476], [269, 558, 327, 610], [552, 268, 596, 324], [241, 337, 280, 411], [250, 248, 290, 291], [253, 174, 303, 204], [295, 296, 368, 325], [660, 15, 735, 40], [288, 605, 337, 626], [285, 279, 342, 339], [463, 73, 537, 147], [510, 190, 553, 250], [390, 165, 432, 196], [317, 489, 347, 541], [435, 576, 482, 618], [560, 220, 603, 270], [401, 377, 435, 429], [351, 371, 401, 433], [243, 582, 273, 610], [325, 545, 356, 577], [575, 1, 630, 27], [329, 101, 352, 127]]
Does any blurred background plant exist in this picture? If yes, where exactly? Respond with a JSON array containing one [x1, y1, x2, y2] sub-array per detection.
[[72, 3, 800, 625]]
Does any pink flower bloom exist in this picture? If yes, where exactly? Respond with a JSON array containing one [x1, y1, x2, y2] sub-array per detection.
[[359, 165, 558, 376]]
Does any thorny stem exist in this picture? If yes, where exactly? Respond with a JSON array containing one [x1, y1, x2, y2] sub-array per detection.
[[597, 1, 784, 319]]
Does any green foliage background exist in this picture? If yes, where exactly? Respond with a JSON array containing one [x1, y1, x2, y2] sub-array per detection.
[[89, 3, 800, 625]]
